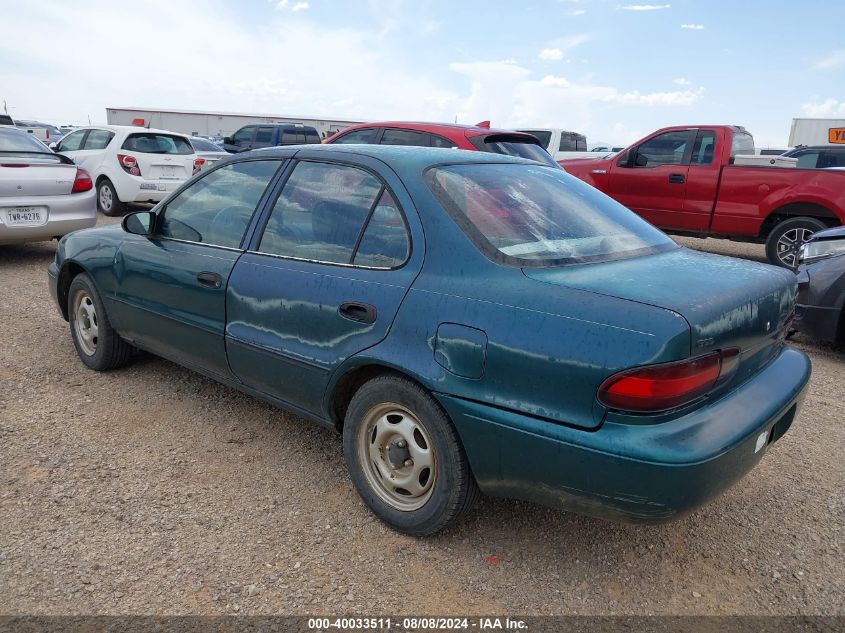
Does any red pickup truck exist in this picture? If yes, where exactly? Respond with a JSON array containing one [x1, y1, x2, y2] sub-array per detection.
[[559, 125, 845, 266]]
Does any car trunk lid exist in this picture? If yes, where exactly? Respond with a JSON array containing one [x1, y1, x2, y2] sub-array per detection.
[[523, 247, 796, 360], [0, 155, 77, 196]]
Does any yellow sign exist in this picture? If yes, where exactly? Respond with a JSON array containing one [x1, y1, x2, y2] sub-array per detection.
[[829, 128, 845, 144]]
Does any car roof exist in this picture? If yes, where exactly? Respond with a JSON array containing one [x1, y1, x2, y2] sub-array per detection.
[[73, 125, 190, 137], [247, 143, 544, 171], [335, 121, 539, 140]]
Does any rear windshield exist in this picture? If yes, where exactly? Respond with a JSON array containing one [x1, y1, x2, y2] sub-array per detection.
[[517, 130, 552, 148], [730, 131, 755, 158], [427, 163, 677, 267], [122, 133, 193, 154], [469, 135, 559, 167], [0, 127, 56, 155], [190, 138, 223, 152]]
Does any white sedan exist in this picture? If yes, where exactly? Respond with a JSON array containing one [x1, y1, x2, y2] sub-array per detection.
[[55, 125, 201, 216], [0, 127, 96, 245]]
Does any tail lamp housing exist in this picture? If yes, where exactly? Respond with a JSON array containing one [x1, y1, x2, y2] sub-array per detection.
[[598, 348, 740, 413], [193, 158, 206, 175], [71, 168, 93, 193], [118, 154, 141, 176]]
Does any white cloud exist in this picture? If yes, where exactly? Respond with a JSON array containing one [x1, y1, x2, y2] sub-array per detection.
[[277, 0, 309, 11], [609, 87, 704, 106], [571, 9, 587, 16], [672, 77, 692, 85], [539, 48, 564, 61], [619, 4, 671, 11], [800, 98, 845, 117], [680, 23, 704, 30], [815, 50, 845, 70]]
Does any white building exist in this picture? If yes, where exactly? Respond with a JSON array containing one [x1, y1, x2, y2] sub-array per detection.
[[105, 107, 365, 140]]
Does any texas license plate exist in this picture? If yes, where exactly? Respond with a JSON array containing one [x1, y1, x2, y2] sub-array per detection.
[[4, 206, 46, 226]]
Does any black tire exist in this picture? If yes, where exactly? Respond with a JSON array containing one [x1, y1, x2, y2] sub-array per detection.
[[765, 216, 828, 268], [342, 374, 480, 536], [67, 273, 134, 371], [96, 178, 126, 217]]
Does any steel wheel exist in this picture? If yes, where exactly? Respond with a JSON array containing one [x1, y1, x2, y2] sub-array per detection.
[[73, 291, 98, 356], [776, 227, 813, 267], [357, 402, 436, 512], [98, 184, 113, 213]]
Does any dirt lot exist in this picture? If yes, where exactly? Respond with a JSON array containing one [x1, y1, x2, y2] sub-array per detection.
[[1, 221, 843, 616]]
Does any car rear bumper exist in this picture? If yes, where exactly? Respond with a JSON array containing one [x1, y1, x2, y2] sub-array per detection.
[[436, 345, 811, 523], [112, 177, 186, 204], [0, 190, 96, 245]]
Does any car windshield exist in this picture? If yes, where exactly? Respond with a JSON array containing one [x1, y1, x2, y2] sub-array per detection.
[[122, 133, 193, 154], [191, 138, 224, 152], [427, 163, 677, 266], [469, 134, 559, 167], [0, 127, 55, 155]]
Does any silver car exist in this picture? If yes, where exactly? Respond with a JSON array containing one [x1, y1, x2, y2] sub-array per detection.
[[189, 137, 229, 172], [0, 127, 96, 245]]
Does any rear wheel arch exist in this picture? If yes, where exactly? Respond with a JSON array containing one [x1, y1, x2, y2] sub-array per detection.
[[327, 363, 433, 431], [759, 203, 839, 239], [57, 261, 89, 321]]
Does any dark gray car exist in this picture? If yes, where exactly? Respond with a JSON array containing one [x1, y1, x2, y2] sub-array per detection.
[[795, 226, 845, 344]]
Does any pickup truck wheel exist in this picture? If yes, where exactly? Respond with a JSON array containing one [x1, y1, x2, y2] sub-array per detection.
[[342, 375, 480, 536], [97, 179, 126, 217], [68, 273, 134, 371], [765, 217, 828, 268]]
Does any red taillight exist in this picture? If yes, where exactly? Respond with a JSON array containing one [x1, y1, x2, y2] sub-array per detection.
[[597, 348, 740, 413], [117, 153, 141, 176], [71, 168, 93, 193], [193, 157, 206, 174]]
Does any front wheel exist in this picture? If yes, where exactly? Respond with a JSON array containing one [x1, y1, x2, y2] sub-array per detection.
[[96, 179, 126, 217], [765, 217, 828, 268], [342, 375, 479, 536]]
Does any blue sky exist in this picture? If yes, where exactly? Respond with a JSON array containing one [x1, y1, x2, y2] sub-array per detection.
[[1, 0, 844, 147]]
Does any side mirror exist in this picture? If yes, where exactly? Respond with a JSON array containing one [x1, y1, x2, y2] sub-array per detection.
[[223, 136, 233, 145], [122, 211, 156, 236]]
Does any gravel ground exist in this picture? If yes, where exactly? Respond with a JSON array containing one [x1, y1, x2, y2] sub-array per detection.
[[1, 222, 843, 616]]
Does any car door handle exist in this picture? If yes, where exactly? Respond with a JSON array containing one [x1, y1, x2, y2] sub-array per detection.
[[668, 173, 686, 184], [196, 271, 222, 289], [338, 302, 377, 324]]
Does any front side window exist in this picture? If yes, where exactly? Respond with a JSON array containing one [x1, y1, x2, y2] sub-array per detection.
[[633, 131, 691, 167], [821, 150, 845, 168], [427, 163, 676, 266], [690, 130, 717, 165], [57, 129, 86, 152], [122, 133, 193, 155], [331, 128, 378, 144], [258, 161, 400, 265], [233, 127, 254, 144], [254, 127, 274, 144], [83, 129, 114, 150], [380, 129, 431, 147], [157, 160, 282, 248]]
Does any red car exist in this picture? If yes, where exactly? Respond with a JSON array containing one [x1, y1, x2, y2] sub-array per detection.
[[560, 125, 845, 267], [325, 121, 559, 166]]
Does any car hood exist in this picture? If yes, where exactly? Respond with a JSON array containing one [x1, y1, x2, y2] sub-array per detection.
[[523, 247, 797, 355]]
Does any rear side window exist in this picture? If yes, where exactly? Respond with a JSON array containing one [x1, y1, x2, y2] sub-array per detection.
[[83, 129, 114, 150], [258, 161, 382, 264], [353, 191, 410, 267], [380, 129, 431, 147], [470, 135, 559, 167], [122, 133, 193, 155], [157, 160, 282, 248], [332, 128, 378, 144], [730, 131, 755, 158], [431, 134, 457, 148], [690, 130, 716, 165], [791, 150, 821, 169], [822, 149, 845, 168], [559, 132, 587, 152]]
